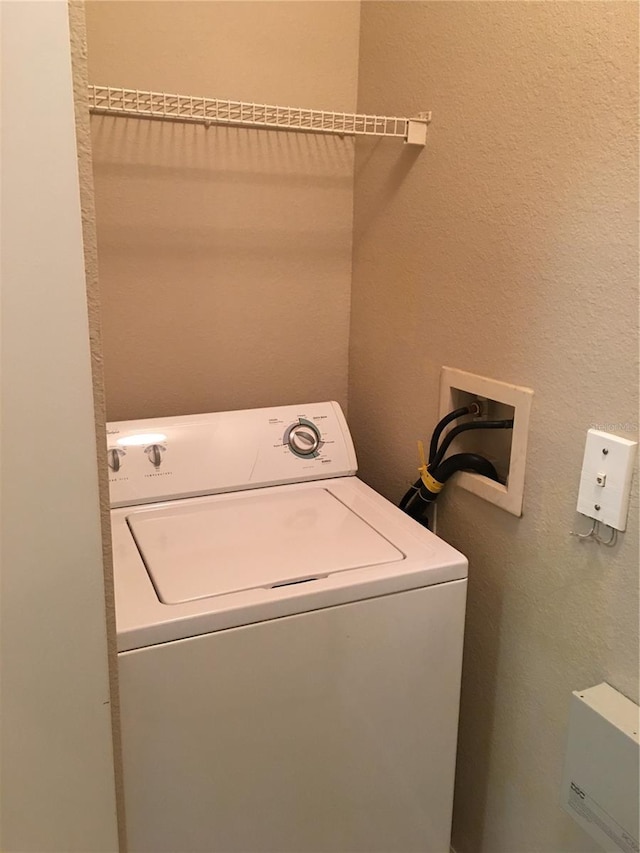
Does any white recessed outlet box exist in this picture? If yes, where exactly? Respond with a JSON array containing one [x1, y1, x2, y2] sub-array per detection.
[[576, 429, 637, 531], [561, 683, 639, 853], [439, 367, 533, 516]]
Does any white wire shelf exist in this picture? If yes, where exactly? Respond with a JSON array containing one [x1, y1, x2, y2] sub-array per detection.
[[88, 86, 431, 146]]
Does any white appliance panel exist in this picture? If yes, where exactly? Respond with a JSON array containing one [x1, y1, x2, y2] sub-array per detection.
[[108, 401, 356, 508], [129, 488, 403, 604], [118, 580, 467, 853]]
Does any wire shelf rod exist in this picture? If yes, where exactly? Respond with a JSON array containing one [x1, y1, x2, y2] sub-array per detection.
[[88, 86, 431, 146]]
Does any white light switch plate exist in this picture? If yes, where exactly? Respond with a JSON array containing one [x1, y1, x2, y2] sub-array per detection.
[[577, 430, 637, 530]]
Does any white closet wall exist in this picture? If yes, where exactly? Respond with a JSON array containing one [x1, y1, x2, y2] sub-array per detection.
[[0, 2, 118, 851]]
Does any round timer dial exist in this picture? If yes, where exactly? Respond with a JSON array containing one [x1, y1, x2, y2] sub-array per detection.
[[285, 419, 322, 457]]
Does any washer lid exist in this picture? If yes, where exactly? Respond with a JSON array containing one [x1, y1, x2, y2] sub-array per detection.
[[128, 488, 403, 604]]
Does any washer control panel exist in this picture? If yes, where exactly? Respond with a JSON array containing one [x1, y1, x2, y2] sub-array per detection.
[[107, 401, 357, 507]]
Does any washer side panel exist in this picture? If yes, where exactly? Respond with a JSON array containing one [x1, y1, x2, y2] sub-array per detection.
[[118, 580, 467, 853]]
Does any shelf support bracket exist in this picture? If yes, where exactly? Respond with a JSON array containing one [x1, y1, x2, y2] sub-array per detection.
[[406, 112, 432, 146]]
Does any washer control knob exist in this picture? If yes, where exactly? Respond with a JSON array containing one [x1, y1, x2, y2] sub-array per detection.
[[107, 448, 125, 473], [287, 422, 321, 457], [145, 443, 165, 468]]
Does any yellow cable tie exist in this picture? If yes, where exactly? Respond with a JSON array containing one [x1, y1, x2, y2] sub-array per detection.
[[422, 469, 445, 493], [417, 440, 445, 493], [417, 440, 427, 471]]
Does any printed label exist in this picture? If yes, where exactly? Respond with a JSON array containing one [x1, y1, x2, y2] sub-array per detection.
[[568, 782, 639, 853]]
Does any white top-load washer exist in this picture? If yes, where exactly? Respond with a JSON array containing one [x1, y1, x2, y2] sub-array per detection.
[[108, 402, 468, 853]]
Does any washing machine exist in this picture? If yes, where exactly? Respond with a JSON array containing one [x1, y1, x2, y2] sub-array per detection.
[[108, 401, 468, 853]]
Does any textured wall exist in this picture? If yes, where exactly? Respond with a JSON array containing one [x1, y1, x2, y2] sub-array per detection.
[[68, 3, 127, 847], [351, 3, 639, 852], [85, 0, 359, 422]]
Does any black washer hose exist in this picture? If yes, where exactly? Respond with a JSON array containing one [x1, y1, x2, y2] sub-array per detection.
[[403, 453, 500, 521], [430, 418, 514, 471], [399, 416, 512, 512], [399, 478, 422, 512], [399, 405, 475, 511], [428, 405, 476, 464], [435, 452, 500, 484]]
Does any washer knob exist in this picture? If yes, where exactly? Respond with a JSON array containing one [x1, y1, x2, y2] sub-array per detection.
[[107, 448, 125, 473], [288, 422, 320, 457], [145, 444, 165, 468]]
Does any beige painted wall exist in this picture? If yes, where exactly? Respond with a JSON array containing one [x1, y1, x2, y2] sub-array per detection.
[[351, 3, 639, 852], [85, 0, 360, 422]]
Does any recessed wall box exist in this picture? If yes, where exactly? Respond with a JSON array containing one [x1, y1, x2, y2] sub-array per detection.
[[561, 683, 639, 853], [439, 368, 533, 516]]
